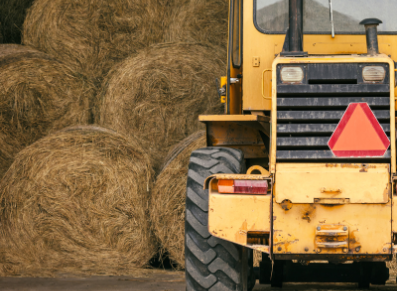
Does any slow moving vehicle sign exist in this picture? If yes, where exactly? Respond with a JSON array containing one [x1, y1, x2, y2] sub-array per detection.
[[328, 103, 390, 157]]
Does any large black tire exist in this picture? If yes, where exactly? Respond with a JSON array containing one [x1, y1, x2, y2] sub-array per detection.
[[185, 147, 255, 291]]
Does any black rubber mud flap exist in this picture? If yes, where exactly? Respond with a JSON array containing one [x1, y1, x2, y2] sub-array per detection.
[[185, 147, 255, 291]]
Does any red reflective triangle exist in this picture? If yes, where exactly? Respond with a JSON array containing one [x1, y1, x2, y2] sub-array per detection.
[[328, 103, 390, 157]]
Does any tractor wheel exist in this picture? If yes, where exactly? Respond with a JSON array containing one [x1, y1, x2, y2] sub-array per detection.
[[185, 147, 255, 291]]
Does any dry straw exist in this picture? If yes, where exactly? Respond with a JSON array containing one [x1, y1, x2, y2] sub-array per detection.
[[23, 0, 174, 83], [0, 44, 93, 179], [150, 131, 206, 268], [0, 0, 35, 43], [0, 125, 156, 277], [97, 43, 225, 171], [165, 0, 229, 50]]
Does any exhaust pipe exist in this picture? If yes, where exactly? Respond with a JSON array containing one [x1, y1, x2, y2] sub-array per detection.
[[281, 0, 307, 57], [360, 18, 382, 55], [289, 0, 304, 53]]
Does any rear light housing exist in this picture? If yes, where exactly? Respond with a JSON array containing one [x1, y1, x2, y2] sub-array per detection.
[[218, 179, 268, 194], [280, 66, 304, 83], [362, 66, 386, 82]]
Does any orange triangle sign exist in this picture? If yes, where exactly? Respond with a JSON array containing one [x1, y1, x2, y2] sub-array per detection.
[[328, 103, 390, 157]]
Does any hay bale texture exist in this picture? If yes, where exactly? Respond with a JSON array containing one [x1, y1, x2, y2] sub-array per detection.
[[0, 44, 93, 179], [0, 0, 35, 43], [23, 0, 174, 83], [150, 131, 206, 268], [97, 43, 225, 171], [165, 0, 229, 50], [0, 126, 155, 277]]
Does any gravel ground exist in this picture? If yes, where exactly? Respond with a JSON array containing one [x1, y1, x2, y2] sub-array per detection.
[[0, 270, 396, 291]]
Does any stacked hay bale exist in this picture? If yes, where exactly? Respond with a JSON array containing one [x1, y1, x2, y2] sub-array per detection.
[[0, 0, 35, 43], [0, 126, 155, 277], [22, 0, 175, 83], [150, 131, 206, 268], [96, 43, 225, 171], [165, 0, 229, 51], [0, 44, 93, 179], [0, 0, 231, 275]]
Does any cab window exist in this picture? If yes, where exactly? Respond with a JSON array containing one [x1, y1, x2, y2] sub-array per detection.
[[255, 0, 397, 34]]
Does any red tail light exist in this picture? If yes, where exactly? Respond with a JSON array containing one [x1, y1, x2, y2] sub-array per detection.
[[218, 179, 268, 194]]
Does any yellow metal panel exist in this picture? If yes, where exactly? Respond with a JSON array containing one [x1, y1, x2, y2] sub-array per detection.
[[242, 0, 397, 111], [275, 163, 390, 204], [306, 42, 391, 55], [393, 198, 397, 233], [393, 182, 397, 233], [273, 201, 392, 255], [208, 193, 271, 245]]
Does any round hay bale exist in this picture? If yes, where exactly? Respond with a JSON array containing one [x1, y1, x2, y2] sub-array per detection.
[[0, 44, 93, 179], [22, 0, 173, 82], [97, 43, 225, 171], [150, 131, 206, 268], [0, 125, 155, 277], [165, 0, 228, 50], [0, 0, 35, 43]]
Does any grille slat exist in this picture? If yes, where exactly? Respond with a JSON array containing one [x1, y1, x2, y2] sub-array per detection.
[[277, 97, 390, 108], [277, 110, 390, 121], [277, 123, 390, 134], [277, 137, 330, 148], [277, 84, 390, 95]]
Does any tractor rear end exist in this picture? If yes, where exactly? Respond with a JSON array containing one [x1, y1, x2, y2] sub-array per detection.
[[185, 0, 397, 290]]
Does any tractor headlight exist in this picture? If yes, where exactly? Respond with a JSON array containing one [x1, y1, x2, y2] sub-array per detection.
[[280, 66, 304, 83], [362, 66, 386, 82]]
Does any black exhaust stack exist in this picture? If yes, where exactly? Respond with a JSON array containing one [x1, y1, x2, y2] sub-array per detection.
[[281, 0, 308, 57], [360, 18, 382, 55]]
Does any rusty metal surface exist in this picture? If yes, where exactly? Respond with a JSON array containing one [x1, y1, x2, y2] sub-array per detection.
[[208, 192, 271, 245], [273, 200, 392, 256], [208, 174, 272, 252], [275, 163, 391, 204], [315, 224, 349, 250]]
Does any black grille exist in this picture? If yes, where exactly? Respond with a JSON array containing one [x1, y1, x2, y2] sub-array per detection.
[[277, 93, 390, 162]]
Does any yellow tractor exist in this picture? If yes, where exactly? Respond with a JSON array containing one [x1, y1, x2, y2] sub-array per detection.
[[185, 0, 397, 289]]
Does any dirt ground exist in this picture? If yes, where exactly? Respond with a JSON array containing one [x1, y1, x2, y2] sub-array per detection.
[[0, 270, 396, 291], [0, 271, 185, 291]]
